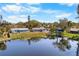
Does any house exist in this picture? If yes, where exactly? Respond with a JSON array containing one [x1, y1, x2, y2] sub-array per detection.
[[32, 27, 49, 33], [10, 28, 29, 33], [10, 27, 49, 33], [69, 28, 79, 34]]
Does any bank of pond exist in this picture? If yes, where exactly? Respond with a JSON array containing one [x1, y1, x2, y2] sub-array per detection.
[[0, 31, 79, 41]]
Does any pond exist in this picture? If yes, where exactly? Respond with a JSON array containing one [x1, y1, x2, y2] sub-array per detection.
[[0, 37, 79, 56]]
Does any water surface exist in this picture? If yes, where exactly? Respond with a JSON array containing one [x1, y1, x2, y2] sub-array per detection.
[[0, 38, 78, 56]]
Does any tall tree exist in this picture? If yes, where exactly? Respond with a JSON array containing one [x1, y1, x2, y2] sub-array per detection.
[[76, 4, 79, 27], [29, 20, 41, 28], [59, 18, 68, 30], [77, 4, 79, 17], [27, 15, 32, 32]]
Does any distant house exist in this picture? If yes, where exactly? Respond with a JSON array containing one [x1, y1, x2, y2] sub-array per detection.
[[10, 27, 49, 33], [32, 27, 49, 33], [10, 28, 29, 33], [69, 28, 79, 34]]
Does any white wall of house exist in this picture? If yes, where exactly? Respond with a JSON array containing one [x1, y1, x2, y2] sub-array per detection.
[[10, 28, 29, 33], [10, 27, 49, 33], [70, 28, 79, 32]]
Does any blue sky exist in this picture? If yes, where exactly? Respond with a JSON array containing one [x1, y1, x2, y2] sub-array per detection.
[[0, 3, 78, 23]]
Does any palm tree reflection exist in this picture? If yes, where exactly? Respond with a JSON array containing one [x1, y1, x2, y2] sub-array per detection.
[[71, 36, 79, 56], [53, 37, 71, 51], [76, 41, 79, 56], [58, 38, 71, 51], [27, 40, 31, 45]]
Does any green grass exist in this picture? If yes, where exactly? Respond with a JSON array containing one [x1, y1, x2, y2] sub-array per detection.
[[51, 31, 79, 41], [10, 32, 47, 39], [63, 32, 79, 39]]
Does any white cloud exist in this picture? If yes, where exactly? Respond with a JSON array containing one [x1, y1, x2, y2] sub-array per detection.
[[0, 9, 2, 12], [2, 4, 41, 14], [55, 13, 72, 18], [27, 3, 40, 6], [1, 4, 61, 15], [7, 15, 17, 19], [6, 15, 28, 23], [2, 4, 30, 14], [1, 3, 75, 23], [2, 5, 22, 12], [27, 6, 60, 14], [59, 3, 75, 6], [19, 15, 27, 18], [67, 3, 75, 6], [42, 9, 60, 14], [27, 6, 41, 13]]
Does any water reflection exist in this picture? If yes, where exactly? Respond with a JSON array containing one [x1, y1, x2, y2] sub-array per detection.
[[53, 37, 71, 51], [27, 40, 31, 45], [0, 41, 7, 50], [27, 38, 42, 45], [76, 42, 79, 56], [68, 36, 79, 56], [0, 37, 79, 56]]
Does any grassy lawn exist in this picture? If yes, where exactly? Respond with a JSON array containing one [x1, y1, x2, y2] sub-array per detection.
[[63, 31, 79, 38], [51, 31, 79, 40], [10, 32, 48, 39]]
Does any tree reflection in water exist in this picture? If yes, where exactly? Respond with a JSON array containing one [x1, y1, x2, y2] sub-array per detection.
[[70, 36, 79, 56], [57, 38, 71, 51], [53, 37, 71, 51], [0, 41, 7, 50], [76, 41, 79, 56], [27, 40, 31, 45], [27, 37, 42, 45]]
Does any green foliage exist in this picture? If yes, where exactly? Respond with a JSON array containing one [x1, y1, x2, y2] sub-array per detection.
[[28, 20, 41, 32], [29, 20, 41, 28], [0, 42, 6, 50]]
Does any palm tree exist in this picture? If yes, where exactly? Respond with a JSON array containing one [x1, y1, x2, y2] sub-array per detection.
[[27, 15, 32, 32], [76, 4, 79, 27], [76, 4, 79, 56], [77, 4, 79, 17]]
